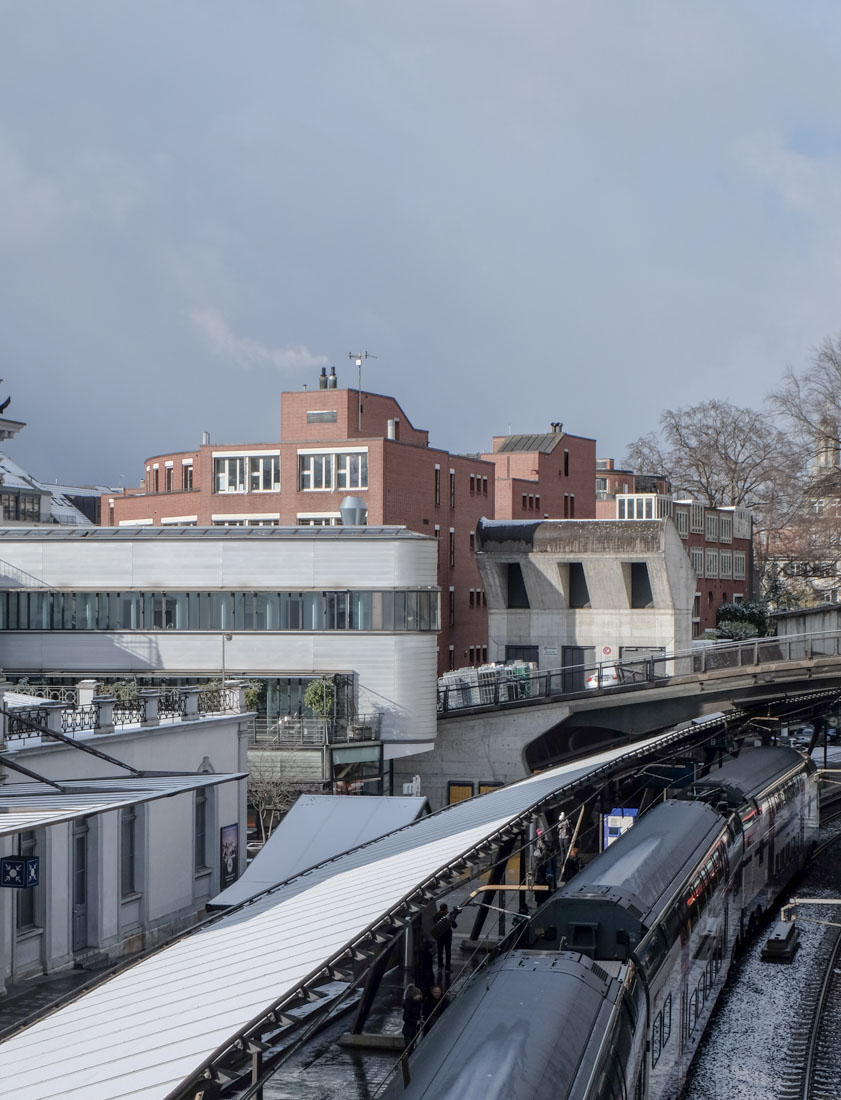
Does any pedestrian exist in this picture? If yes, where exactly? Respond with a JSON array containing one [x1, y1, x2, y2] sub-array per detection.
[[422, 984, 451, 1034], [562, 846, 583, 882], [414, 935, 435, 996], [402, 984, 424, 1044], [431, 903, 457, 972]]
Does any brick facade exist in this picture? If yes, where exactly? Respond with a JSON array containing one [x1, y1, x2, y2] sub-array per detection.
[[104, 377, 600, 673]]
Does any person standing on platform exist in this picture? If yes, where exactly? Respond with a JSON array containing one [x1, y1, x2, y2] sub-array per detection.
[[431, 903, 458, 972], [402, 984, 424, 1044]]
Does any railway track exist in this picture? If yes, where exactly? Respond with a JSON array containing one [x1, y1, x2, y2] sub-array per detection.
[[777, 817, 841, 1100]]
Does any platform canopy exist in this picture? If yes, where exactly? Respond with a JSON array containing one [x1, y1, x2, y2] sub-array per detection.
[[0, 728, 694, 1100], [0, 774, 246, 836], [210, 794, 429, 909]]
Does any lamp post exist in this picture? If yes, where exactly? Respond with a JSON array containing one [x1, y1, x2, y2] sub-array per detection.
[[221, 632, 233, 683]]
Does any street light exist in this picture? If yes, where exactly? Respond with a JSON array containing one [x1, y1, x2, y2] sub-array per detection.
[[221, 632, 233, 683]]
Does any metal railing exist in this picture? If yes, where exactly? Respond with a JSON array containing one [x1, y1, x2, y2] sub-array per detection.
[[197, 686, 240, 715], [158, 689, 184, 720], [7, 707, 51, 741], [62, 704, 101, 734], [113, 700, 147, 728], [437, 629, 841, 715], [248, 713, 382, 748]]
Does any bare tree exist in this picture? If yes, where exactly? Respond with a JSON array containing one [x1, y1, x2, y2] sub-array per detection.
[[769, 331, 841, 458], [248, 756, 297, 843], [625, 399, 804, 512]]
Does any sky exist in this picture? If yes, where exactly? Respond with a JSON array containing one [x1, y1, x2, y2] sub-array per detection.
[[4, 1, 841, 486]]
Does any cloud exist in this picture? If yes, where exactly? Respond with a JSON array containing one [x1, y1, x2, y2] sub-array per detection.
[[188, 308, 328, 373]]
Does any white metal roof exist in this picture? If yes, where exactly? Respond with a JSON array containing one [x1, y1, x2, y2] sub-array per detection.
[[0, 775, 246, 836], [211, 794, 429, 909], [0, 731, 676, 1099]]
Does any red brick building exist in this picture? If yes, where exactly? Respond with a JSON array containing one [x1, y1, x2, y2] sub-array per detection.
[[105, 372, 598, 672], [595, 458, 671, 518], [614, 492, 754, 635]]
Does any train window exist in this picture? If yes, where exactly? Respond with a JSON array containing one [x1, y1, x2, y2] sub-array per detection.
[[635, 928, 668, 977], [663, 993, 672, 1045], [651, 1011, 663, 1066], [688, 988, 700, 1034]]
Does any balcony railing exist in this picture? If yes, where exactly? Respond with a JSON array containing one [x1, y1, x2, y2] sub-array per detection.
[[248, 713, 382, 748]]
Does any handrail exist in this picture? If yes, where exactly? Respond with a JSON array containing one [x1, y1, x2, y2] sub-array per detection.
[[437, 628, 841, 715]]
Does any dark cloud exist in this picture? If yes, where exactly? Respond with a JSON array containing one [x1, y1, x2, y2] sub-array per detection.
[[3, 1, 841, 484]]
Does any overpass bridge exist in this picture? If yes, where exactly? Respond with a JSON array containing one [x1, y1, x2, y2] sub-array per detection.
[[394, 631, 841, 808]]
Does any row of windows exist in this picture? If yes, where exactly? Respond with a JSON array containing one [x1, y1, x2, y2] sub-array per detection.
[[469, 474, 489, 495], [689, 547, 746, 580], [685, 936, 724, 1040], [1, 491, 41, 522], [522, 493, 541, 512], [215, 455, 280, 493], [468, 588, 486, 607], [147, 464, 193, 493], [298, 452, 368, 491], [0, 589, 440, 633]]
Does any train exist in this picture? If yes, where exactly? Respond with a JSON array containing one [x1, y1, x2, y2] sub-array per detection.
[[386, 746, 819, 1100]]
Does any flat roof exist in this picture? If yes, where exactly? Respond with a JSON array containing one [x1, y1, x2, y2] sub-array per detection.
[[0, 525, 429, 541], [0, 728, 698, 1100], [0, 774, 246, 836]]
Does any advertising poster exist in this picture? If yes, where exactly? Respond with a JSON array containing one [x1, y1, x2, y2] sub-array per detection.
[[220, 823, 239, 889]]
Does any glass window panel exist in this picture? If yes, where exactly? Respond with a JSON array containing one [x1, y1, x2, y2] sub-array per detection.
[[349, 591, 372, 630], [209, 593, 233, 629], [406, 591, 419, 630], [30, 591, 51, 629], [76, 592, 97, 630], [255, 592, 279, 630], [392, 591, 407, 630], [303, 592, 322, 629]]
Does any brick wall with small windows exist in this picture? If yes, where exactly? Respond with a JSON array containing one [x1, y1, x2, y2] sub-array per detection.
[[484, 432, 596, 520]]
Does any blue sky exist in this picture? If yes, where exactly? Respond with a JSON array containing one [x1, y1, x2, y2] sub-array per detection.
[[3, 1, 841, 484]]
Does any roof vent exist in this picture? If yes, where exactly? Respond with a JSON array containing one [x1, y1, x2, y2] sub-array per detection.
[[340, 496, 367, 526]]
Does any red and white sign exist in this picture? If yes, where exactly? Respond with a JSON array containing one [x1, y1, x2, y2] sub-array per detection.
[[602, 645, 612, 656]]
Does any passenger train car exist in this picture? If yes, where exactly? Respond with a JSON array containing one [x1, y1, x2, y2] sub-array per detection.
[[387, 747, 819, 1100]]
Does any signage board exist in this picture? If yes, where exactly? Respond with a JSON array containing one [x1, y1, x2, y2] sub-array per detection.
[[220, 824, 239, 890], [0, 856, 39, 889]]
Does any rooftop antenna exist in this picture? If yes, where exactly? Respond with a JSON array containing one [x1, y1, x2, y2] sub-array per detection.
[[348, 351, 377, 432]]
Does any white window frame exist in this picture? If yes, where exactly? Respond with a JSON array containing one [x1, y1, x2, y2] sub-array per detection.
[[297, 447, 369, 492], [690, 547, 704, 577], [675, 509, 689, 538], [719, 549, 732, 578], [705, 548, 719, 578], [705, 512, 718, 542], [690, 504, 704, 533], [719, 514, 732, 543], [733, 551, 746, 580]]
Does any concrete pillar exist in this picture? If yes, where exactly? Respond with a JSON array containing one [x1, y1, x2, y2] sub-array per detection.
[[94, 695, 116, 735], [44, 701, 65, 741], [225, 679, 247, 713], [0, 678, 11, 749], [139, 689, 160, 727], [77, 679, 98, 707], [180, 687, 201, 721]]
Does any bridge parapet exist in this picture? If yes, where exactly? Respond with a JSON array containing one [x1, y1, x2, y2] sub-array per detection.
[[437, 629, 841, 716]]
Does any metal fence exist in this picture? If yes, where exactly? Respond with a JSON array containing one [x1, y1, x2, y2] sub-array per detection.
[[7, 706, 51, 741], [61, 703, 101, 734], [437, 629, 841, 715], [248, 713, 382, 748]]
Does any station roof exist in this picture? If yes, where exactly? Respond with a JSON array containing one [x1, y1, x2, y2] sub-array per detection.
[[0, 729, 690, 1100], [210, 794, 429, 909], [0, 774, 246, 836], [0, 525, 428, 541]]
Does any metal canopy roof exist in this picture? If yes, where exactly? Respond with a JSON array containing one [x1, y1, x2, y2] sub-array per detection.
[[0, 726, 720, 1100], [0, 525, 427, 540], [210, 794, 429, 909], [0, 775, 246, 836]]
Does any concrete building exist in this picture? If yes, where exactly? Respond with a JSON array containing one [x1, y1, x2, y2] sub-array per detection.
[[0, 685, 247, 989], [474, 517, 696, 681], [103, 372, 597, 674], [0, 524, 440, 791]]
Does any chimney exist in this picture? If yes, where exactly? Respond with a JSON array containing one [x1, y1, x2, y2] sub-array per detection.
[[387, 418, 400, 440], [340, 496, 368, 526], [328, 366, 337, 389], [202, 431, 210, 445], [319, 367, 328, 390]]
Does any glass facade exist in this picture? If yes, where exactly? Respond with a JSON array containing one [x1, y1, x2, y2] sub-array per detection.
[[0, 589, 439, 633]]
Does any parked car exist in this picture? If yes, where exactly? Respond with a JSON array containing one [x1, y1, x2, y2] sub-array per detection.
[[585, 665, 622, 690]]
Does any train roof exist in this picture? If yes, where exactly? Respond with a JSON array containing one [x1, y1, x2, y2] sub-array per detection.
[[385, 953, 622, 1100], [690, 746, 808, 803], [558, 800, 722, 926]]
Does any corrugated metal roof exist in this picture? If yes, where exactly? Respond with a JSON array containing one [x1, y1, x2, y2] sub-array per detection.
[[0, 525, 427, 540], [0, 775, 246, 836], [494, 432, 563, 454], [210, 794, 428, 909], [0, 731, 680, 1100]]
